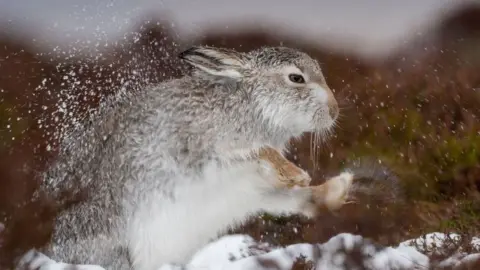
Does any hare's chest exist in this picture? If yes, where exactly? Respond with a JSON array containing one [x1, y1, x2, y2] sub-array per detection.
[[125, 161, 268, 268]]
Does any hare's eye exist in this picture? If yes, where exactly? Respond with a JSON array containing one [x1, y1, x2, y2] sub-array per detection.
[[288, 74, 305, 84]]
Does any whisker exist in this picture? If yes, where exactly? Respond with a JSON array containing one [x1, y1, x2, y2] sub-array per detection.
[[314, 131, 320, 171], [314, 132, 320, 171], [332, 119, 345, 132], [310, 132, 314, 169]]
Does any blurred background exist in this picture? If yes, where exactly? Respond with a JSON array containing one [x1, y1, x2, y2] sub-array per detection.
[[1, 0, 480, 267]]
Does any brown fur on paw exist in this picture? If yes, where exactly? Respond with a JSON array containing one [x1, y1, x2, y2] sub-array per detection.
[[258, 147, 311, 188]]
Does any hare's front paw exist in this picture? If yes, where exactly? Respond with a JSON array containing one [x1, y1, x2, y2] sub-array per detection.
[[257, 147, 311, 188], [278, 165, 311, 188], [312, 172, 354, 212], [256, 158, 311, 188]]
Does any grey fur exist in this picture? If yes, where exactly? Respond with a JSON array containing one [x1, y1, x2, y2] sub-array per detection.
[[17, 46, 339, 270]]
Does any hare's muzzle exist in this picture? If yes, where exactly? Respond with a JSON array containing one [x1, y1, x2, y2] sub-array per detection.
[[328, 97, 339, 121], [310, 79, 339, 122], [321, 84, 339, 121]]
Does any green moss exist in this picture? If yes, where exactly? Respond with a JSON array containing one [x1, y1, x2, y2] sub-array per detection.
[[435, 200, 480, 233], [343, 107, 480, 202]]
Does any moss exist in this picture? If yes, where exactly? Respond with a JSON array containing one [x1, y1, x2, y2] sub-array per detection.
[[337, 103, 480, 202], [434, 199, 480, 235]]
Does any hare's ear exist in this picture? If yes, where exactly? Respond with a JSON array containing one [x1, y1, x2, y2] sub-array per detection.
[[179, 46, 249, 78]]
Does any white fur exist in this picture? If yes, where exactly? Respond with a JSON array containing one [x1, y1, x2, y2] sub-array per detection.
[[310, 83, 329, 104], [194, 65, 243, 78], [17, 250, 105, 270], [256, 93, 315, 135], [125, 159, 308, 270]]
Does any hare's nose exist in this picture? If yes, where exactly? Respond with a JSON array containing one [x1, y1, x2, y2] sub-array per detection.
[[328, 99, 339, 120]]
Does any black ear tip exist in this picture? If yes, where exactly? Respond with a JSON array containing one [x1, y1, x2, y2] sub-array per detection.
[[178, 46, 200, 59], [178, 49, 188, 59]]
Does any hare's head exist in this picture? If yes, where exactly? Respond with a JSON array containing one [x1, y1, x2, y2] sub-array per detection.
[[179, 46, 339, 138]]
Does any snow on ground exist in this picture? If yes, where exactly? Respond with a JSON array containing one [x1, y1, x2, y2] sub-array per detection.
[[400, 232, 463, 256], [472, 237, 480, 250], [399, 232, 480, 269], [160, 233, 430, 270], [17, 232, 480, 269], [158, 232, 480, 270]]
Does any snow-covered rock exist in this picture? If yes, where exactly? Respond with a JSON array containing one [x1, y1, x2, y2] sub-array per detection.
[[160, 233, 429, 270], [19, 232, 480, 270], [401, 232, 480, 255], [400, 232, 462, 255]]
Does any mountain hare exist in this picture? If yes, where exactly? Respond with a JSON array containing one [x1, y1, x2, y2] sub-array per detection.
[[15, 46, 353, 270]]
